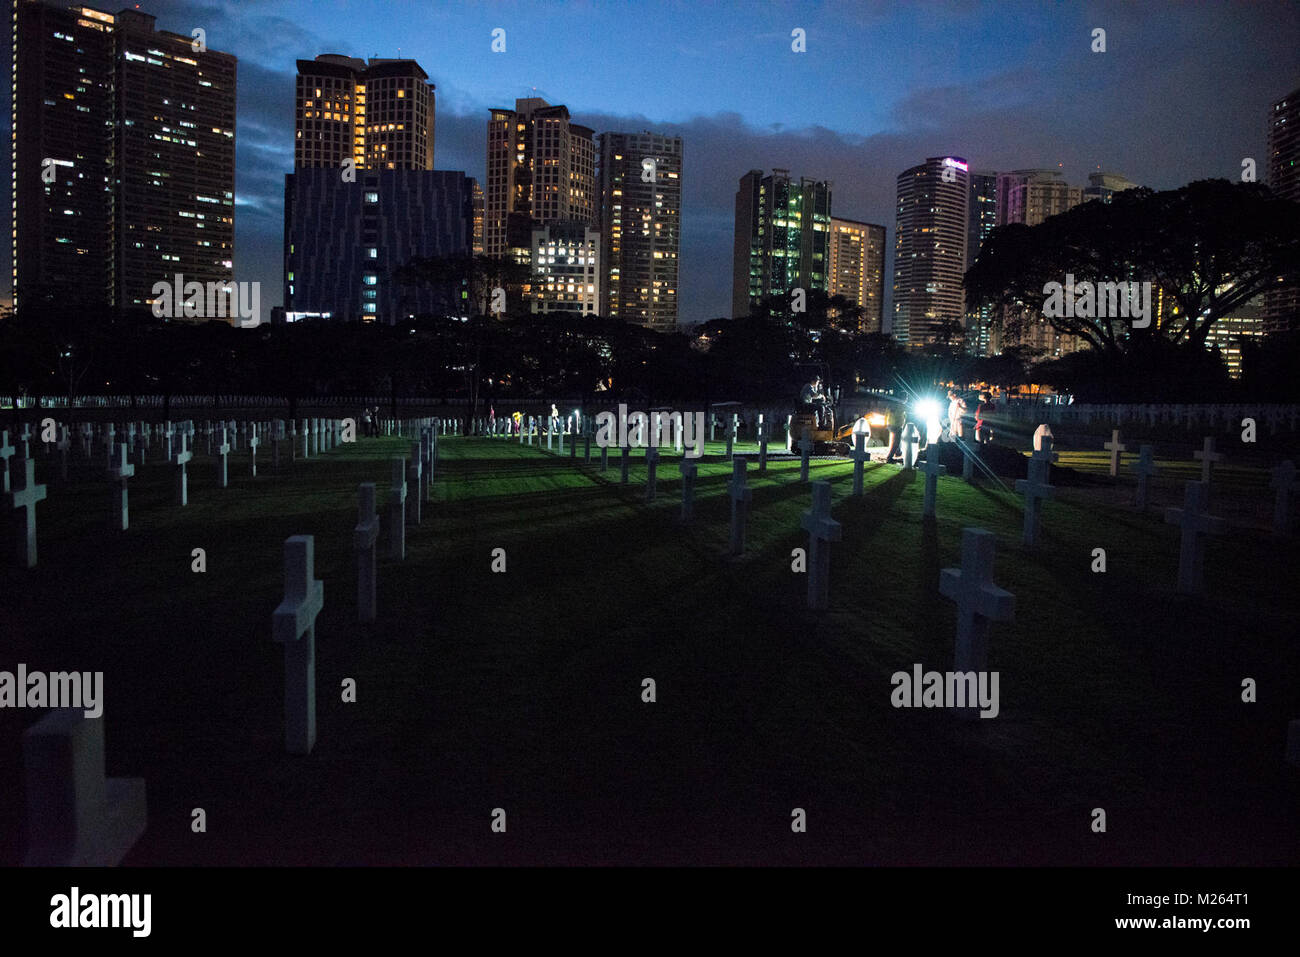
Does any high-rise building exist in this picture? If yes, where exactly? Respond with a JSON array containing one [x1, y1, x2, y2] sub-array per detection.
[[286, 53, 465, 324], [893, 156, 968, 346], [995, 168, 1086, 357], [529, 221, 600, 316], [965, 170, 998, 355], [1264, 85, 1300, 334], [471, 179, 484, 256], [996, 168, 1081, 227], [12, 1, 236, 311], [597, 131, 681, 330], [485, 98, 597, 263], [1082, 171, 1139, 204], [826, 217, 885, 333], [294, 55, 435, 171], [731, 169, 832, 319], [283, 168, 474, 323]]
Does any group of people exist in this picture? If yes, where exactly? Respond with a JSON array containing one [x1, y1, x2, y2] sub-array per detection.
[[880, 389, 998, 467], [359, 406, 383, 438]]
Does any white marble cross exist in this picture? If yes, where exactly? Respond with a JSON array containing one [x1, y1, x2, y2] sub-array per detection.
[[1014, 456, 1055, 546], [798, 428, 813, 482], [388, 457, 407, 560], [679, 458, 697, 521], [108, 441, 135, 531], [57, 426, 72, 480], [728, 456, 752, 556], [1132, 444, 1158, 510], [850, 431, 870, 496], [7, 454, 48, 567], [272, 535, 324, 755], [216, 427, 231, 489], [920, 447, 947, 518], [248, 423, 260, 476], [1104, 429, 1126, 477], [406, 442, 422, 527], [1193, 436, 1223, 484], [1164, 480, 1224, 593], [170, 431, 192, 507], [600, 443, 609, 471], [900, 423, 921, 469], [1269, 460, 1296, 537], [725, 416, 735, 459], [939, 527, 1015, 717], [645, 445, 659, 502], [0, 430, 14, 495], [960, 440, 976, 482], [354, 483, 380, 622], [801, 481, 842, 610], [22, 710, 146, 865], [620, 445, 630, 484]]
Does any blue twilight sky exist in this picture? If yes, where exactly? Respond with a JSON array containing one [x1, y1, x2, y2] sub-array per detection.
[[6, 0, 1299, 325]]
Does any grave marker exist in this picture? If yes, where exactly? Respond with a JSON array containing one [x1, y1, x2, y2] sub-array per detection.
[[271, 535, 323, 755], [354, 483, 380, 622], [920, 448, 947, 518], [22, 710, 146, 866], [1164, 480, 1224, 594], [851, 432, 869, 496], [728, 457, 752, 556], [645, 446, 659, 502], [216, 427, 231, 489], [679, 458, 697, 520], [1132, 444, 1158, 510], [7, 454, 48, 568], [388, 458, 407, 560], [801, 481, 842, 610], [108, 442, 135, 531], [939, 528, 1015, 719], [1014, 455, 1054, 546], [1270, 460, 1296, 536], [1103, 429, 1126, 478], [1193, 436, 1223, 485]]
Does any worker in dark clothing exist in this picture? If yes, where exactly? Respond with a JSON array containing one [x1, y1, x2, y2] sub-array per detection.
[[800, 376, 830, 428]]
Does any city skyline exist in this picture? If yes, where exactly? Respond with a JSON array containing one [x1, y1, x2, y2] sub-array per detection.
[[4, 0, 1297, 326]]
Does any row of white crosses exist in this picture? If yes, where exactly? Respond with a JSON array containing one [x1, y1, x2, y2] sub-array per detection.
[[2, 415, 357, 570]]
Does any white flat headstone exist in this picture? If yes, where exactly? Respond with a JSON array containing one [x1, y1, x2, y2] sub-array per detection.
[[272, 535, 324, 755]]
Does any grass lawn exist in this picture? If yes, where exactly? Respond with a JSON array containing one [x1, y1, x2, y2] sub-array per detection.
[[2, 430, 1297, 865]]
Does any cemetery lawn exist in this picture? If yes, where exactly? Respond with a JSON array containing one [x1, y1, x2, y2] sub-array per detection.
[[2, 435, 1297, 865]]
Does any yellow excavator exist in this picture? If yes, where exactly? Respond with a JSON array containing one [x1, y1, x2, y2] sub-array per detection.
[[787, 372, 889, 455]]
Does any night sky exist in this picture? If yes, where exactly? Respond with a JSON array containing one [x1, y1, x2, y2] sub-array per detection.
[[5, 0, 1297, 325]]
